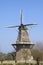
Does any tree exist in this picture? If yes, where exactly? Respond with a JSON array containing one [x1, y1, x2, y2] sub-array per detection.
[[5, 53, 13, 60], [31, 49, 43, 61], [10, 52, 16, 60]]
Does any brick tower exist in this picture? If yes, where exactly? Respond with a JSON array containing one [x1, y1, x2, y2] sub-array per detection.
[[7, 10, 37, 62], [11, 11, 36, 62], [12, 25, 34, 62]]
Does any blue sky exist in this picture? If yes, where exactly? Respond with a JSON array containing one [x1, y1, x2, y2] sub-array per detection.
[[0, 0, 43, 53]]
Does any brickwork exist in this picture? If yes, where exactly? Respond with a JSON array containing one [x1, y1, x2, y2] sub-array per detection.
[[12, 26, 34, 62]]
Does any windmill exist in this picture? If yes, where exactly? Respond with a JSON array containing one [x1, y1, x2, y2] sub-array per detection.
[[6, 10, 37, 62]]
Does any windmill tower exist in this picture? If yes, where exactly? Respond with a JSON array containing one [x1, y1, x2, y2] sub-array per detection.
[[7, 10, 37, 62]]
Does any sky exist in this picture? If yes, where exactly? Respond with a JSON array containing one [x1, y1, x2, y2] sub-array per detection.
[[0, 0, 43, 53]]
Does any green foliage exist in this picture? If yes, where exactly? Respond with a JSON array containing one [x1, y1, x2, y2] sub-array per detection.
[[0, 52, 16, 60], [0, 53, 5, 61], [5, 53, 13, 60]]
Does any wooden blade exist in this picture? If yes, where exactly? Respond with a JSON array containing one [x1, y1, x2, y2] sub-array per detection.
[[5, 25, 20, 28], [24, 24, 37, 26], [21, 10, 23, 24]]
